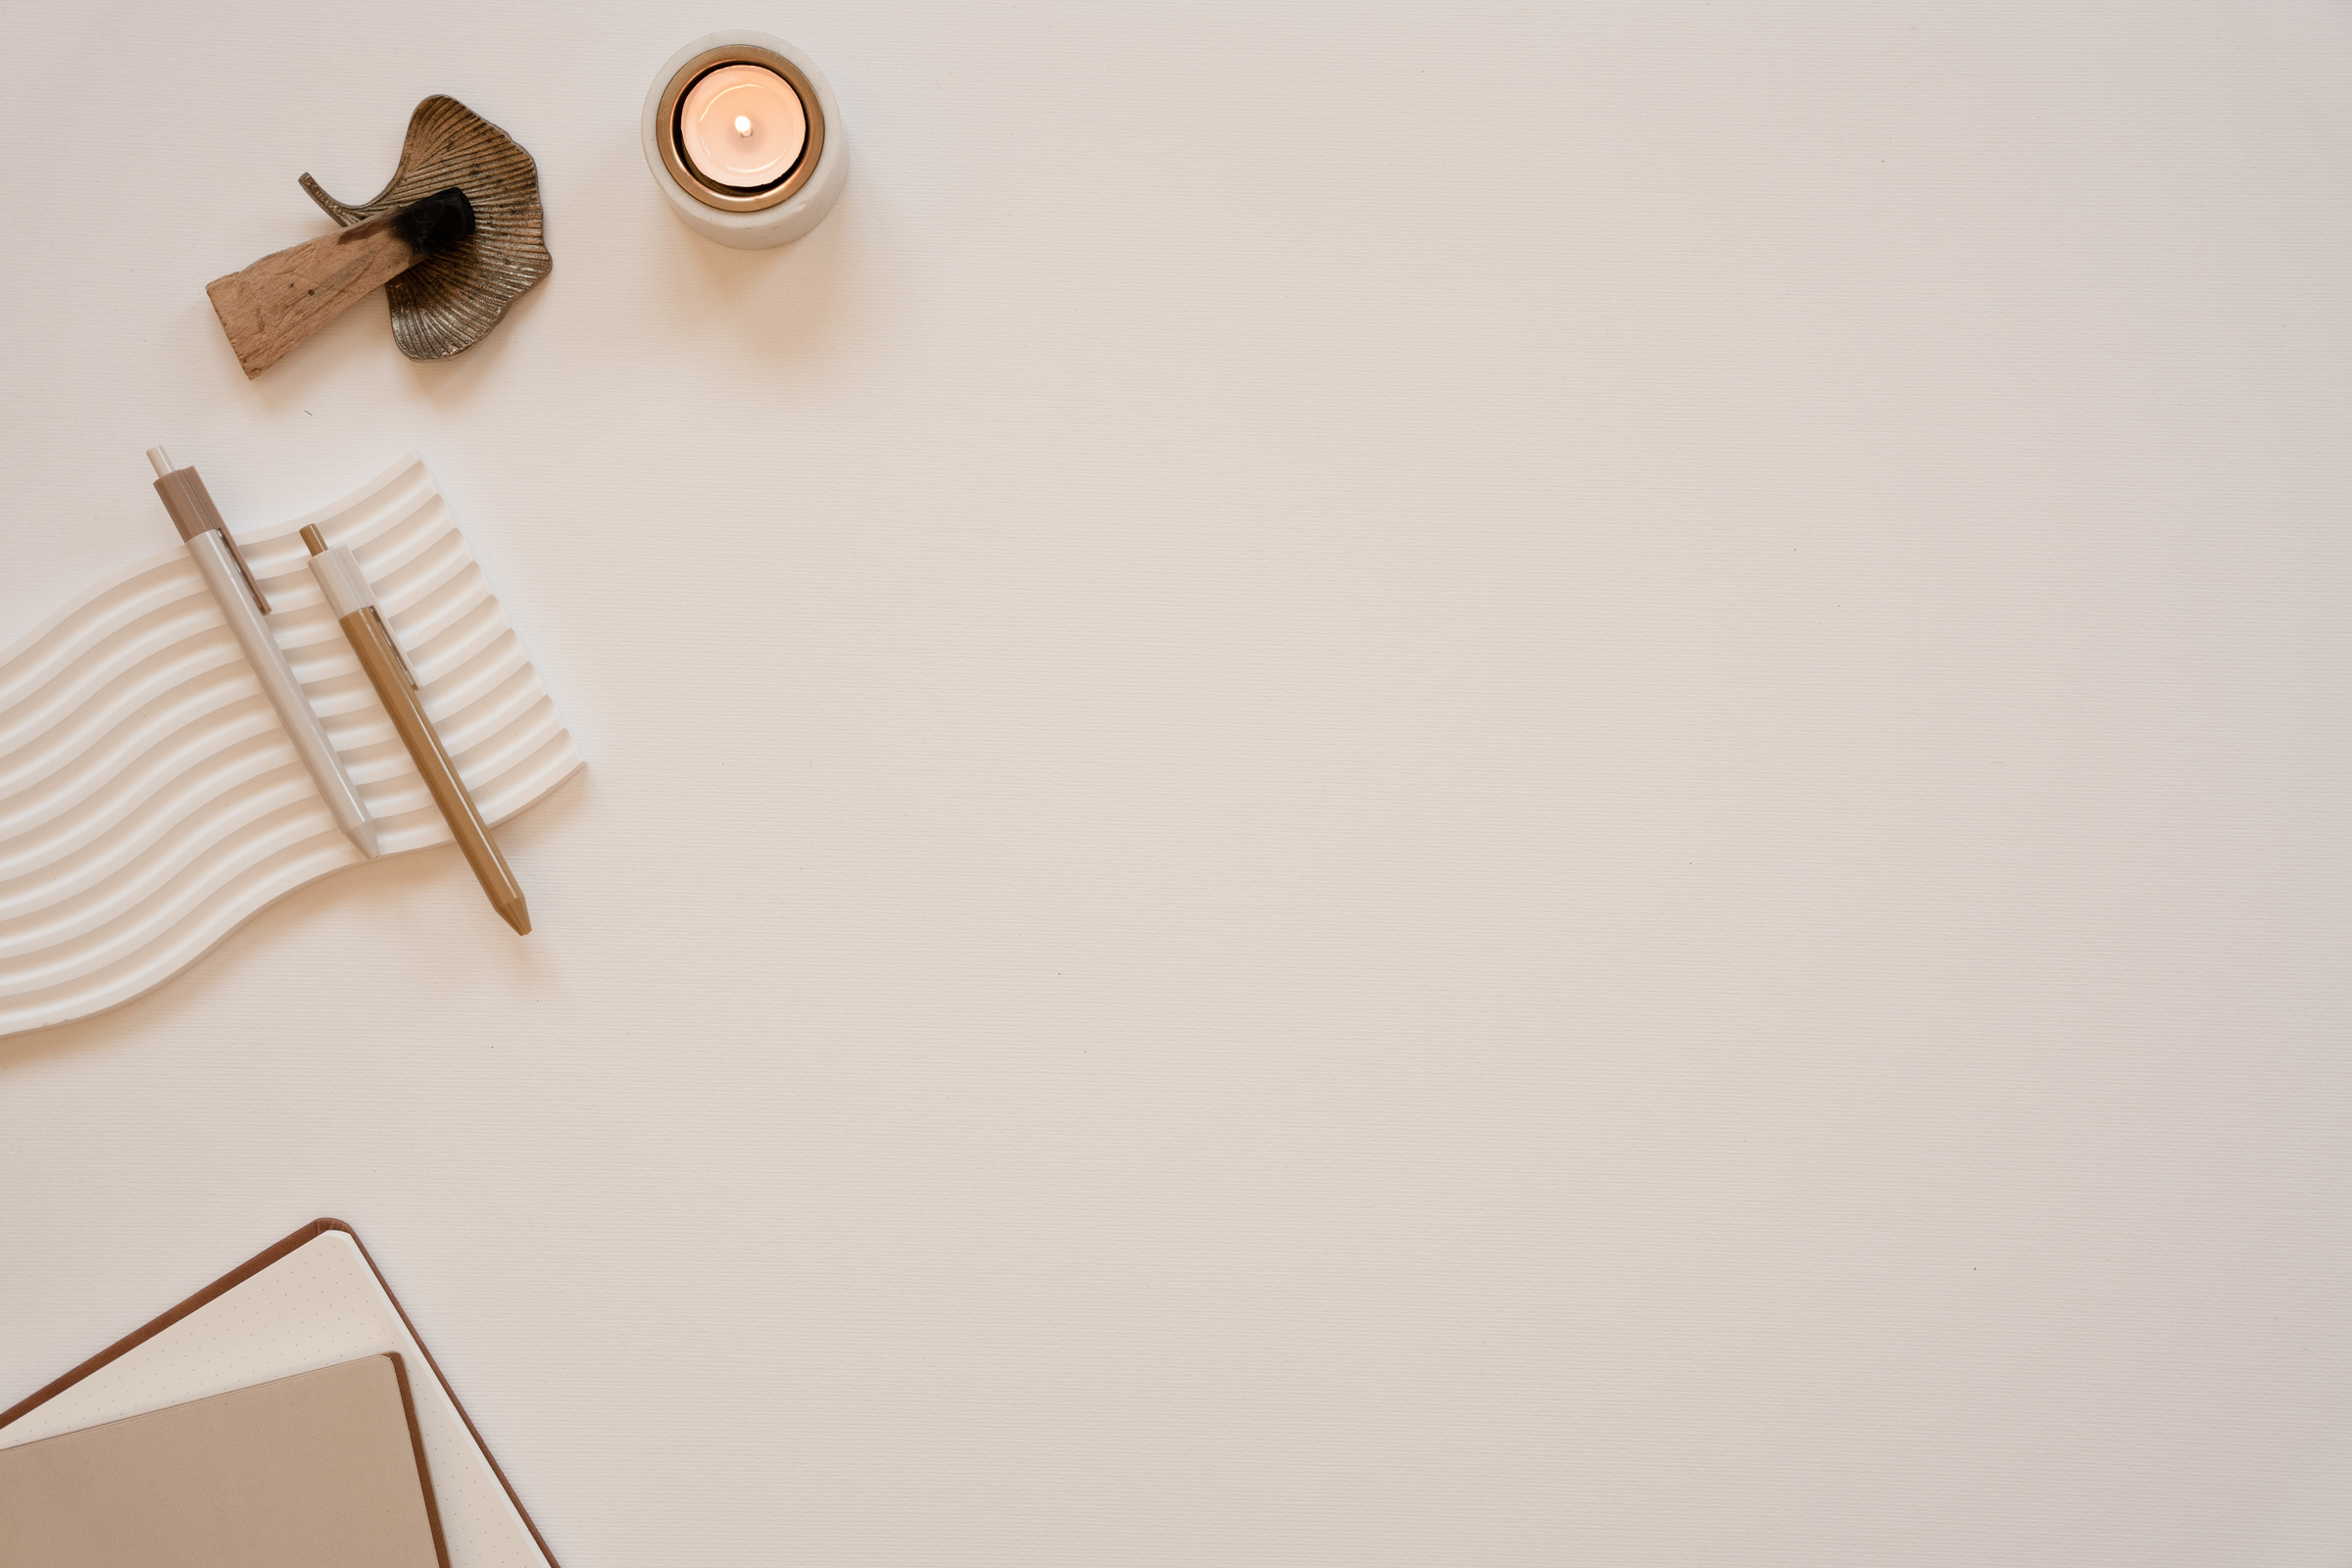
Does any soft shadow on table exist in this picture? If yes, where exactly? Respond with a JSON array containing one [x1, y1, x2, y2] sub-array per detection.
[[0, 773, 592, 1079], [645, 175, 858, 368]]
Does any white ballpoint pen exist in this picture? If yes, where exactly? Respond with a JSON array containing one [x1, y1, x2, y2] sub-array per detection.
[[145, 448, 379, 858]]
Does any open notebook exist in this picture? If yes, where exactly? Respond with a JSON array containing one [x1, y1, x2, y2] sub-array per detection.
[[0, 1220, 559, 1568], [0, 1353, 446, 1568]]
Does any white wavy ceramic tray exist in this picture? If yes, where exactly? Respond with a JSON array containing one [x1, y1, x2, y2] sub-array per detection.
[[0, 454, 580, 1037]]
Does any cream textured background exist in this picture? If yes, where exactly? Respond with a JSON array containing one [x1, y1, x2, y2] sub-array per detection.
[[3, 4, 2350, 1565]]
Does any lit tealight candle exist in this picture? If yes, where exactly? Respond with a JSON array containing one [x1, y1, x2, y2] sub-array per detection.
[[677, 64, 807, 190], [644, 30, 848, 249]]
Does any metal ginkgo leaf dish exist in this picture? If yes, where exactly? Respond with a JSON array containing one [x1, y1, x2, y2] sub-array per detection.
[[299, 95, 553, 362]]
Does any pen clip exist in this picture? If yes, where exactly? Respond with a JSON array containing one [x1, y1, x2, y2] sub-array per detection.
[[301, 526, 415, 689], [220, 531, 272, 617], [368, 607, 420, 690]]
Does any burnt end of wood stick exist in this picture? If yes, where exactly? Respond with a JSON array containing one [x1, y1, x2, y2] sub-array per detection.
[[206, 187, 476, 378], [387, 187, 474, 257]]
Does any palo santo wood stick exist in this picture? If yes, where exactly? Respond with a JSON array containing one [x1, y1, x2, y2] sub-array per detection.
[[206, 187, 475, 377]]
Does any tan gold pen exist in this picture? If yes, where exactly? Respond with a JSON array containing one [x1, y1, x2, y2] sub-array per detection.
[[301, 524, 531, 934]]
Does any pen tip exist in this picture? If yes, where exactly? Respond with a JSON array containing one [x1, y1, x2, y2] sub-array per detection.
[[498, 897, 531, 936]]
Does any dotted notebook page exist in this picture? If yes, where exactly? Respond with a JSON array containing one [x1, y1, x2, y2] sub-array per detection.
[[0, 1233, 549, 1568]]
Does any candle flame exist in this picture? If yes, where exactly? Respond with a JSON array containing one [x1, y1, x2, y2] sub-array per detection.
[[735, 115, 754, 137]]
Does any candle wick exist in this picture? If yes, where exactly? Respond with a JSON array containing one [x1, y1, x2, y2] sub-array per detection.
[[735, 115, 754, 137]]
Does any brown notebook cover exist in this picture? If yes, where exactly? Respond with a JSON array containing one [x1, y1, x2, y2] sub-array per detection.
[[0, 1219, 560, 1568], [0, 1352, 447, 1568]]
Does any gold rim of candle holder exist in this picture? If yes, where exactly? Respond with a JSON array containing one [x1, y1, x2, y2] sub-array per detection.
[[657, 45, 827, 212]]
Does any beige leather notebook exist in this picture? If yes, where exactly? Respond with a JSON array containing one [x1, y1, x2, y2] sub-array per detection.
[[0, 1353, 448, 1568]]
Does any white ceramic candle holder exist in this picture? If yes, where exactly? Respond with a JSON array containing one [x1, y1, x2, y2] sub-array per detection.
[[643, 30, 849, 250]]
